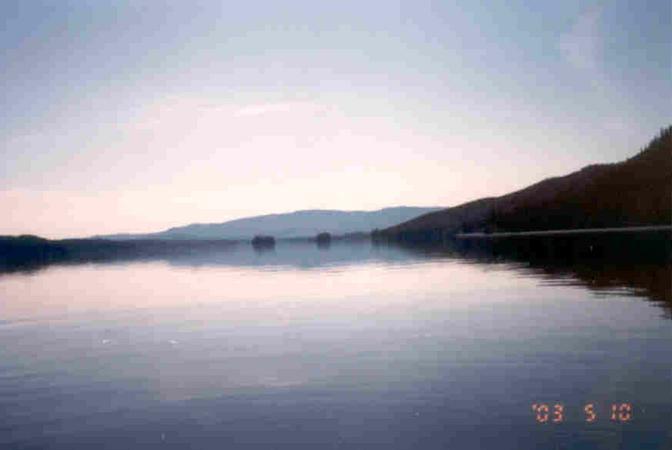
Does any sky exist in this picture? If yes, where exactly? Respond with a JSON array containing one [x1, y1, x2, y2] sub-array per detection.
[[1, 0, 670, 238]]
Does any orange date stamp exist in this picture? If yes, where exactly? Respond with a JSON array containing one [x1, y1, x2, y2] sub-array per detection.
[[531, 403, 633, 423]]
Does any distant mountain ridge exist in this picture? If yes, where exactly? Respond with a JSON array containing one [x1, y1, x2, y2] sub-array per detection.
[[97, 206, 442, 241], [381, 126, 672, 242]]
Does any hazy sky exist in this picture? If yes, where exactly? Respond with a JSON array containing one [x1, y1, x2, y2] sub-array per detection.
[[1, 0, 670, 238]]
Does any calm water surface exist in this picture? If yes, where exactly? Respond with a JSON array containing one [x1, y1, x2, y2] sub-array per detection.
[[0, 242, 670, 449]]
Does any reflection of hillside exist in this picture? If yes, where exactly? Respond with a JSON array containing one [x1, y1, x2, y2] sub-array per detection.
[[397, 232, 672, 318], [1, 234, 669, 318], [0, 237, 240, 273], [0, 240, 415, 274], [515, 262, 671, 319]]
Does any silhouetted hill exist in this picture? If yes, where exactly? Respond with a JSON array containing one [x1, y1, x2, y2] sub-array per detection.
[[97, 207, 442, 240], [382, 126, 672, 243]]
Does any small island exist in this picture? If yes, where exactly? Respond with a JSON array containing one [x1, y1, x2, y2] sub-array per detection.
[[251, 235, 276, 249], [315, 232, 332, 247]]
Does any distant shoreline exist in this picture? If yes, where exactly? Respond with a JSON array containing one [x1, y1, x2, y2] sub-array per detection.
[[457, 225, 672, 239]]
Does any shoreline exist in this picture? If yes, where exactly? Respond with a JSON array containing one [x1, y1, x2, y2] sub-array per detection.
[[456, 225, 672, 239]]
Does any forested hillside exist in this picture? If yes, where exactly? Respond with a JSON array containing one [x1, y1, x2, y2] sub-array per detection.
[[382, 126, 672, 242]]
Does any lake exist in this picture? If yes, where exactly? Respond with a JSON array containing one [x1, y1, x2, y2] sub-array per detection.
[[0, 240, 670, 449]]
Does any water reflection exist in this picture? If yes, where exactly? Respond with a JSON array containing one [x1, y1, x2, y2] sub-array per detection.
[[1, 234, 669, 317], [0, 235, 670, 450], [412, 233, 671, 318], [316, 239, 331, 250]]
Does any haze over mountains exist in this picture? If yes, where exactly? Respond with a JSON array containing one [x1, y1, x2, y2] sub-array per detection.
[[8, 126, 671, 247], [382, 126, 672, 242], [96, 207, 442, 241]]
